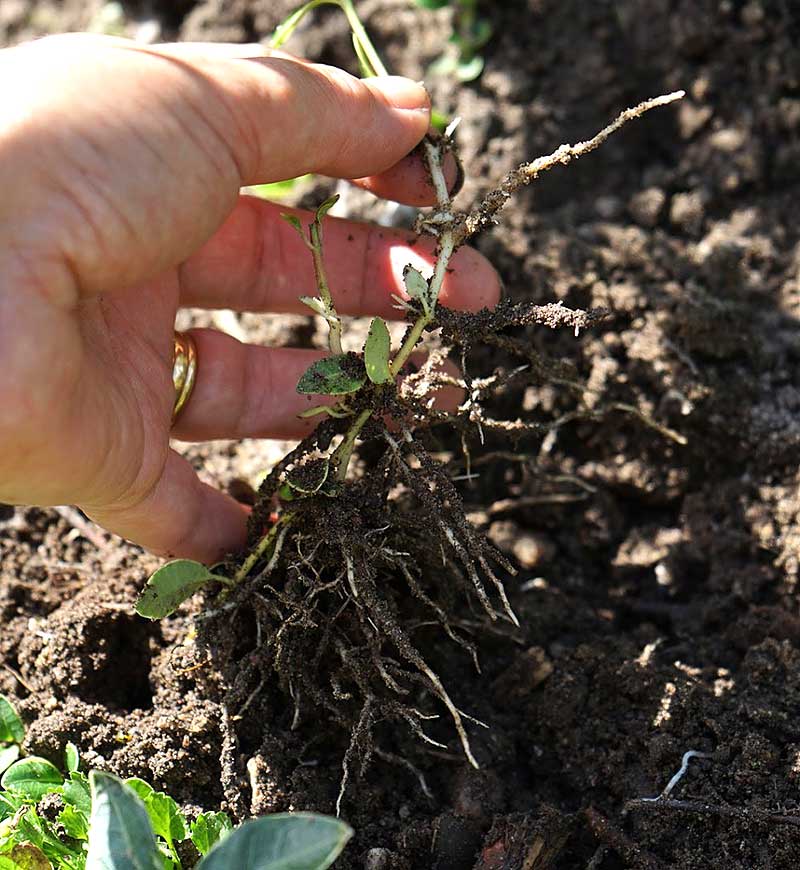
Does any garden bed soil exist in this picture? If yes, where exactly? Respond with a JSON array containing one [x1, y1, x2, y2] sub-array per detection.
[[2, 1, 800, 868]]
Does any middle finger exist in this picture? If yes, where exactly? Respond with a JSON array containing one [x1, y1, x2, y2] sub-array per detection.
[[178, 194, 501, 319]]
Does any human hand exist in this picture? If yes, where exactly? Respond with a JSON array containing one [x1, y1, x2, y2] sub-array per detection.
[[0, 34, 500, 561]]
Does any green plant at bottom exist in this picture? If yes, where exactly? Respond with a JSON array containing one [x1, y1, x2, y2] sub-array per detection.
[[0, 696, 351, 870]]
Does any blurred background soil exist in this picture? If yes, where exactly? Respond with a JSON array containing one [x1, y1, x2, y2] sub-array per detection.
[[2, 1, 800, 868]]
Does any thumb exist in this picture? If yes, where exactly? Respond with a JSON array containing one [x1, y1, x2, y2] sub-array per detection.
[[82, 449, 249, 562]]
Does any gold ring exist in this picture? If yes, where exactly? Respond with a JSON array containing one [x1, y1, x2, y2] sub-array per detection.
[[172, 331, 198, 422]]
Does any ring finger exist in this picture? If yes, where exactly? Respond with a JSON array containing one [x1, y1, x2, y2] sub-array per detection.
[[170, 328, 462, 442]]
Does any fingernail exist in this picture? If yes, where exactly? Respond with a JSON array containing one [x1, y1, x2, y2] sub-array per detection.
[[370, 76, 431, 112]]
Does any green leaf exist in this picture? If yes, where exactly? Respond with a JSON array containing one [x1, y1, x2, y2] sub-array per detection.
[[1, 758, 62, 802], [6, 843, 51, 870], [270, 2, 322, 49], [430, 109, 449, 133], [0, 697, 24, 745], [135, 560, 227, 620], [0, 746, 19, 776], [60, 772, 91, 815], [277, 483, 296, 503], [402, 266, 430, 311], [141, 791, 187, 850], [248, 176, 310, 201], [352, 33, 376, 78], [58, 803, 89, 841], [364, 318, 392, 384], [122, 779, 154, 803], [315, 195, 340, 222], [280, 213, 305, 237], [190, 813, 232, 857], [15, 808, 76, 861], [64, 743, 79, 775], [428, 52, 458, 77], [469, 18, 493, 49], [196, 813, 352, 870], [456, 54, 485, 82], [86, 772, 161, 870], [0, 858, 21, 870], [0, 791, 25, 817], [296, 355, 366, 396], [414, 0, 449, 8]]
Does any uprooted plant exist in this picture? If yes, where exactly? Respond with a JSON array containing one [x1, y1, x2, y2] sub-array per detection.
[[136, 1, 684, 812]]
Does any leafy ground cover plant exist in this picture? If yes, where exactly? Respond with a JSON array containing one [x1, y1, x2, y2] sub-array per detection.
[[0, 697, 351, 869], [138, 0, 684, 813]]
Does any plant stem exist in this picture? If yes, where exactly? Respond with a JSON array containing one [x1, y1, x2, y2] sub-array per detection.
[[424, 138, 452, 210], [340, 0, 389, 77], [332, 408, 372, 481], [390, 313, 431, 377], [389, 137, 455, 377], [235, 515, 291, 583], [309, 222, 343, 354], [270, 0, 388, 78]]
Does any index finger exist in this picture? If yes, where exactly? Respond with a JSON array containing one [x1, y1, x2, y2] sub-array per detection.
[[4, 35, 433, 303]]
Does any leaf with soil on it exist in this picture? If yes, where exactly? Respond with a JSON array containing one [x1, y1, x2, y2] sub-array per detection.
[[296, 353, 366, 395], [135, 560, 230, 620], [285, 458, 331, 496]]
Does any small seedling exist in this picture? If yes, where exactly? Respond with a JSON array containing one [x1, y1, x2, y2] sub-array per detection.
[[0, 695, 352, 869], [138, 0, 685, 811], [415, 0, 492, 82]]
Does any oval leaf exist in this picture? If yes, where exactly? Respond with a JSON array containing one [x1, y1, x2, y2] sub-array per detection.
[[197, 813, 352, 870], [456, 55, 485, 83], [0, 696, 24, 745], [64, 742, 79, 774], [86, 772, 161, 870], [315, 194, 340, 222], [280, 213, 304, 237], [402, 266, 430, 309], [135, 560, 223, 620], [296, 354, 366, 395], [364, 318, 392, 385], [1, 758, 62, 801]]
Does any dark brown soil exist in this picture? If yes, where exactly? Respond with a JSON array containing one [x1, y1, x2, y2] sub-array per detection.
[[3, 2, 800, 868]]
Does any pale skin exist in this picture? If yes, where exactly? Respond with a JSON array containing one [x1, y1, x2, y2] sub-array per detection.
[[0, 34, 500, 562]]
